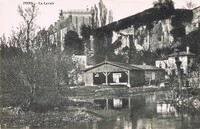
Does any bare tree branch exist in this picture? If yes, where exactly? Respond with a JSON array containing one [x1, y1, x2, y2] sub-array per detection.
[[17, 3, 39, 51]]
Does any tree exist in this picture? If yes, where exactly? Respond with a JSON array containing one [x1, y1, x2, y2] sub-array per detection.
[[80, 24, 92, 53], [94, 4, 99, 28], [0, 4, 79, 112], [180, 29, 200, 57], [108, 10, 113, 24], [18, 3, 39, 51], [0, 43, 33, 108], [10, 24, 26, 48], [91, 0, 110, 28], [0, 38, 75, 111], [64, 30, 83, 55], [34, 28, 49, 52], [81, 25, 92, 40], [153, 0, 174, 10], [99, 0, 107, 27], [183, 0, 196, 9]]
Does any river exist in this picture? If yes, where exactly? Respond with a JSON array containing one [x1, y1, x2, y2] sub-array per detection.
[[4, 91, 200, 129]]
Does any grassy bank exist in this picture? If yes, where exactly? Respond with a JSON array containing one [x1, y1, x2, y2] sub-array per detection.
[[0, 101, 102, 128], [0, 107, 102, 128]]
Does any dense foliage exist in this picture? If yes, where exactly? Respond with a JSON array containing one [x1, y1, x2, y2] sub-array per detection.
[[153, 0, 175, 10], [0, 42, 76, 112], [64, 30, 83, 55], [80, 25, 92, 52], [180, 28, 200, 57]]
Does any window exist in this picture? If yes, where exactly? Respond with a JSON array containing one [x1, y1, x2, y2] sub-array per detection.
[[113, 73, 121, 83]]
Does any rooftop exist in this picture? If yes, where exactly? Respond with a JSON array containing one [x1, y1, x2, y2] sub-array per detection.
[[83, 61, 164, 72], [83, 61, 142, 72], [168, 51, 196, 57], [131, 64, 164, 71], [63, 9, 90, 12], [62, 9, 91, 14]]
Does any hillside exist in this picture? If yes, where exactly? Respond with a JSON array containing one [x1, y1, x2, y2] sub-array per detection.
[[93, 7, 193, 64]]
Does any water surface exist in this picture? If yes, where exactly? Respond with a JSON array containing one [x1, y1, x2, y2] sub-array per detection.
[[6, 92, 200, 129]]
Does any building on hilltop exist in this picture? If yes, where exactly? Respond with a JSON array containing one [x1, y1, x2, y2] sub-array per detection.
[[47, 9, 92, 52], [59, 9, 92, 34]]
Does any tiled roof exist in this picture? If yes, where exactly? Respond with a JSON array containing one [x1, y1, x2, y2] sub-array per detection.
[[108, 61, 142, 70], [156, 51, 196, 61], [168, 51, 196, 57], [83, 61, 141, 72], [83, 61, 164, 72], [131, 64, 164, 71]]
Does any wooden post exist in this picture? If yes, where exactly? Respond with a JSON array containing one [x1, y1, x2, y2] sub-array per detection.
[[103, 72, 110, 85], [105, 72, 108, 85], [129, 71, 131, 87], [106, 99, 109, 109], [128, 97, 131, 110], [125, 71, 131, 87]]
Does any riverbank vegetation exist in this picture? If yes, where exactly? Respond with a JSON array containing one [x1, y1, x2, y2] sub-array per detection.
[[0, 102, 102, 127], [164, 74, 200, 112]]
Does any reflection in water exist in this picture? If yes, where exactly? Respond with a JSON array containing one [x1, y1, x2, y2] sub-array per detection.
[[156, 103, 177, 118], [94, 98, 129, 110], [23, 126, 30, 129], [16, 92, 200, 129], [136, 119, 153, 129], [89, 92, 200, 129], [124, 121, 132, 129], [113, 99, 123, 108]]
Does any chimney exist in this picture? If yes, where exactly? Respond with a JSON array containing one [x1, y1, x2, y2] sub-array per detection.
[[186, 46, 190, 54]]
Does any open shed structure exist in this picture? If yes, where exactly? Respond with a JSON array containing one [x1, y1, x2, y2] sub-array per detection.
[[83, 61, 145, 87]]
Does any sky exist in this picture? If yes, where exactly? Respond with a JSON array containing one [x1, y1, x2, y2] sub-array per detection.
[[0, 0, 200, 37]]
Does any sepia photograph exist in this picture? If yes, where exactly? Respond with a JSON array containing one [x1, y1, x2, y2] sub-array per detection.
[[0, 0, 200, 128]]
